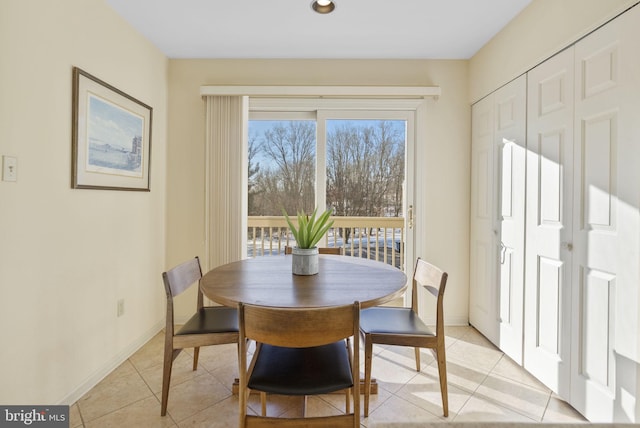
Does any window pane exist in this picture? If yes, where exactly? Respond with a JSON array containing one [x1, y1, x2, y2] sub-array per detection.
[[326, 119, 405, 217], [248, 120, 316, 215]]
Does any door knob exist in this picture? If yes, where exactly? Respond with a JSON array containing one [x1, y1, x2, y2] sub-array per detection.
[[561, 242, 573, 251], [408, 205, 414, 229]]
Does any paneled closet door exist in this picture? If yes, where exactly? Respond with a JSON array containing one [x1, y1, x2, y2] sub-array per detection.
[[469, 93, 499, 344], [496, 76, 526, 365], [524, 47, 574, 396], [571, 5, 640, 421]]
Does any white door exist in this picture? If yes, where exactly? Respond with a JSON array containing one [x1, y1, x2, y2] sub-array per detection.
[[496, 76, 527, 365], [524, 47, 574, 395], [570, 6, 640, 421], [469, 93, 499, 343], [470, 76, 527, 355]]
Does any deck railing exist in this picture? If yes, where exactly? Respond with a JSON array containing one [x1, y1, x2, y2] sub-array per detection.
[[247, 216, 405, 270]]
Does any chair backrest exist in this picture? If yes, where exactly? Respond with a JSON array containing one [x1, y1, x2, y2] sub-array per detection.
[[162, 256, 203, 298], [239, 302, 360, 426], [240, 302, 359, 348], [162, 257, 204, 334], [284, 246, 343, 255], [412, 258, 448, 335]]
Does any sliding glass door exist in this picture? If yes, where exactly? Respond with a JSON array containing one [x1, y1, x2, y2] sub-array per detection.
[[247, 102, 415, 272]]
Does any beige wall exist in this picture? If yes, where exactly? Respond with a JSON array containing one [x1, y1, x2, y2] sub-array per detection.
[[0, 0, 168, 404], [469, 0, 638, 103], [167, 59, 471, 325]]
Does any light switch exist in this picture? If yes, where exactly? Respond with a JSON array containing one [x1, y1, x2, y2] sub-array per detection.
[[3, 156, 17, 182]]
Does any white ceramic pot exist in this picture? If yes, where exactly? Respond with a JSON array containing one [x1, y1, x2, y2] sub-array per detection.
[[291, 246, 319, 275]]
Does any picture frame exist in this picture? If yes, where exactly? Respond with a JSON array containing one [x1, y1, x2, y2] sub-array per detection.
[[72, 67, 152, 191]]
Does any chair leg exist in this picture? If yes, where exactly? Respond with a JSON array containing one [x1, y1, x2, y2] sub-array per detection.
[[345, 387, 351, 413], [345, 338, 352, 413], [161, 347, 174, 416], [363, 336, 373, 417], [436, 346, 449, 417], [239, 387, 248, 428], [260, 392, 267, 416], [303, 395, 308, 417], [193, 346, 200, 370], [414, 347, 421, 371]]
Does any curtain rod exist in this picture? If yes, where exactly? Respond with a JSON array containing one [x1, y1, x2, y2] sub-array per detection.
[[199, 85, 441, 100]]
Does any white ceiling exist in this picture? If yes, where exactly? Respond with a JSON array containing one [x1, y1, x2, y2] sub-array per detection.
[[105, 0, 532, 59]]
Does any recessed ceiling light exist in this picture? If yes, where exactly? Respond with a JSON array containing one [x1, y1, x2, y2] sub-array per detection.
[[311, 0, 336, 14]]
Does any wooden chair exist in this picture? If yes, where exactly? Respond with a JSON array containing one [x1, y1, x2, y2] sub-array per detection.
[[360, 258, 449, 417], [284, 245, 343, 255], [161, 256, 239, 416], [238, 301, 360, 427]]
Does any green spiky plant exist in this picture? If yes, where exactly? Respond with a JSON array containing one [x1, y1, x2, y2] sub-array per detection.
[[283, 207, 334, 249]]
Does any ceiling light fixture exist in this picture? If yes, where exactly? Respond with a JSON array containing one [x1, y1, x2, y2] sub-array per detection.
[[311, 0, 335, 14]]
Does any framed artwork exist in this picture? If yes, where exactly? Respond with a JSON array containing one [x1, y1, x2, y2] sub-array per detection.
[[72, 67, 152, 191]]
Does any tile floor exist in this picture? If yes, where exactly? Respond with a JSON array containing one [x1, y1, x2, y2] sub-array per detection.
[[71, 325, 589, 427]]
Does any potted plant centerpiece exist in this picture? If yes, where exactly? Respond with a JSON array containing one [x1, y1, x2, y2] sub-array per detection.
[[283, 207, 334, 275]]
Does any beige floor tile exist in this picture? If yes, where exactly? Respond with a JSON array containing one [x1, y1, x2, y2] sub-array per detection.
[[162, 373, 232, 423], [543, 395, 589, 423], [461, 327, 495, 343], [490, 354, 550, 392], [424, 357, 489, 394], [395, 370, 473, 418], [453, 395, 538, 423], [287, 395, 344, 418], [196, 342, 238, 364], [364, 394, 442, 427], [84, 396, 175, 428], [360, 382, 395, 416], [446, 334, 504, 373], [474, 372, 551, 421], [245, 393, 301, 418], [444, 325, 474, 341], [364, 347, 421, 394], [72, 325, 591, 426], [386, 344, 438, 370], [358, 343, 392, 362], [319, 388, 392, 417], [139, 351, 208, 395], [177, 395, 245, 428], [205, 361, 239, 392], [69, 403, 83, 428], [129, 332, 166, 372], [77, 361, 153, 422], [197, 343, 240, 388]]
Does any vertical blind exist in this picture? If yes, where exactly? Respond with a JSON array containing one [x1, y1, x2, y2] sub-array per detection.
[[204, 96, 248, 269]]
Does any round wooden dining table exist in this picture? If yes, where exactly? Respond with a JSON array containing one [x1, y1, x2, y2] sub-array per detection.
[[200, 255, 408, 309]]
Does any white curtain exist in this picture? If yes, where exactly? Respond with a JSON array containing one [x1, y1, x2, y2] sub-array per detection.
[[204, 96, 248, 270]]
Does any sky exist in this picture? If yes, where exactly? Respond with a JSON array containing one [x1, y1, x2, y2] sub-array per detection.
[[87, 94, 144, 150], [249, 119, 405, 170]]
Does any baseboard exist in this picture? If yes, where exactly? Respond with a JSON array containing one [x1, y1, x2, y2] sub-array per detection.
[[444, 316, 469, 326], [58, 319, 164, 406], [420, 316, 469, 326]]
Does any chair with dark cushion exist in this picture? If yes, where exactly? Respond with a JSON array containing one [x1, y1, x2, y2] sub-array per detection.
[[360, 257, 449, 417], [161, 256, 239, 416], [238, 301, 360, 427]]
